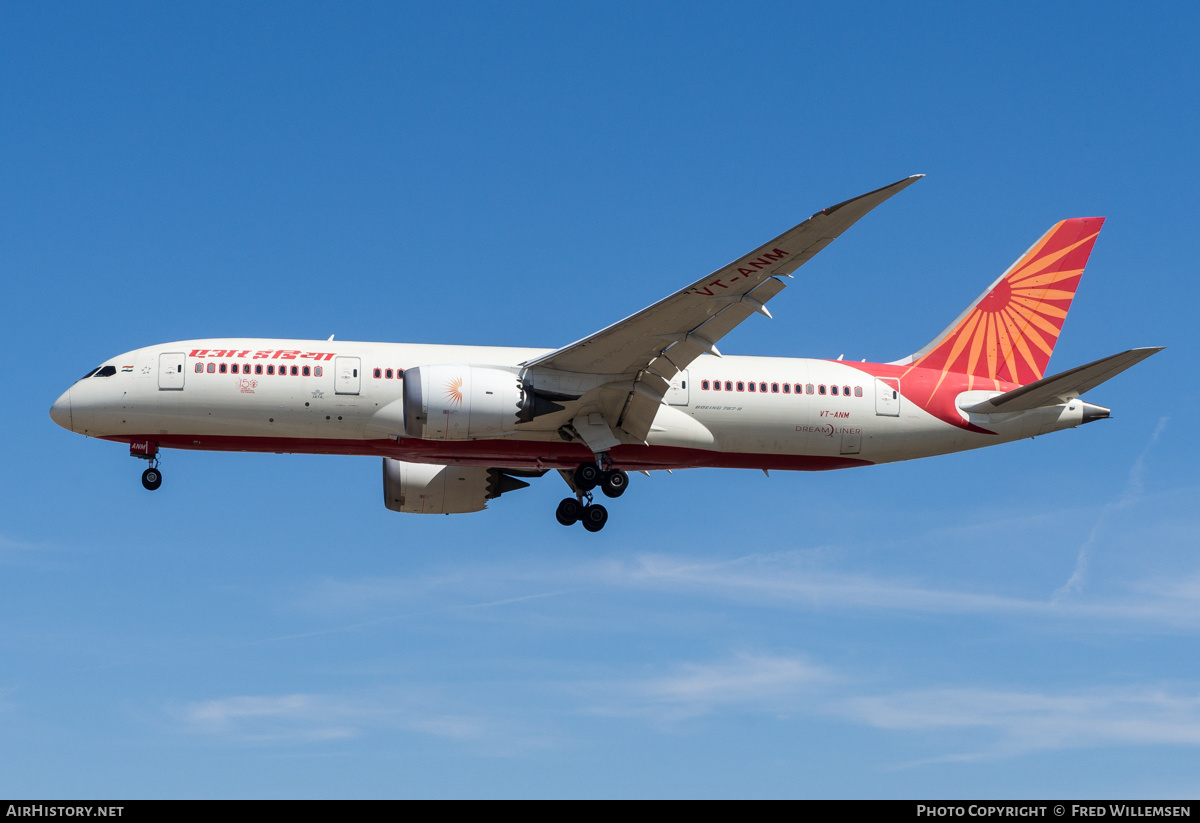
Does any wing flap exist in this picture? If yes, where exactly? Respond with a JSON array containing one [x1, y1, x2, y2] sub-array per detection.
[[616, 384, 667, 443]]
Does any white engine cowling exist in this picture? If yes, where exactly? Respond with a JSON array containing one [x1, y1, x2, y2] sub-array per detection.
[[381, 459, 532, 514], [402, 364, 524, 440]]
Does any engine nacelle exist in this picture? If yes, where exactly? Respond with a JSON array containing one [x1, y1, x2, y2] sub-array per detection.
[[382, 459, 532, 514], [402, 364, 528, 440]]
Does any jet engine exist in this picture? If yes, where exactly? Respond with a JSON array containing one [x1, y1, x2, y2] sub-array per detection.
[[381, 459, 533, 514], [401, 364, 566, 440]]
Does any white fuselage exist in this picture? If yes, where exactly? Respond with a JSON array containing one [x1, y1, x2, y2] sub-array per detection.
[[51, 338, 1089, 473]]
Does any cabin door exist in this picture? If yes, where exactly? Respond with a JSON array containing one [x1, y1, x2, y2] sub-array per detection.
[[875, 378, 900, 416], [158, 352, 186, 390], [335, 357, 361, 395], [665, 370, 690, 406]]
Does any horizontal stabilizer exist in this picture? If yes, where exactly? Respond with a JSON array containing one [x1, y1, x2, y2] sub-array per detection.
[[962, 347, 1163, 413]]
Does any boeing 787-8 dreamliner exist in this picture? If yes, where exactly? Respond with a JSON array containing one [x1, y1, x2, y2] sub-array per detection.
[[49, 176, 1160, 532]]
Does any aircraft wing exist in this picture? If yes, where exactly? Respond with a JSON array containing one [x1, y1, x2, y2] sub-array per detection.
[[523, 175, 922, 441], [962, 347, 1163, 413]]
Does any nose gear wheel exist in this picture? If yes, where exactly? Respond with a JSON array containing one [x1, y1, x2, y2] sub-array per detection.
[[141, 462, 163, 491]]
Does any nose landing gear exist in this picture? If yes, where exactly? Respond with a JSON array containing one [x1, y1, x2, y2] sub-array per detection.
[[130, 440, 163, 491]]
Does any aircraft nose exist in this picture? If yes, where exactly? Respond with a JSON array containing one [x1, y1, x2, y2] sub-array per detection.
[[49, 388, 73, 431]]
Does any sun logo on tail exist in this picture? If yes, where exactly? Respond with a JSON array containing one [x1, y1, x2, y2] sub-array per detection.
[[910, 217, 1103, 389]]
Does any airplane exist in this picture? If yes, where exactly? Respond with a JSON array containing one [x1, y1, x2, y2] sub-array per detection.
[[49, 175, 1161, 532]]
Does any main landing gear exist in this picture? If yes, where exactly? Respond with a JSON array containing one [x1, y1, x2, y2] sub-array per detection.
[[555, 496, 607, 532], [573, 462, 628, 499], [556, 459, 629, 532]]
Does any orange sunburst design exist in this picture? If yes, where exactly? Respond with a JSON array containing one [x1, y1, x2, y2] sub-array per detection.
[[908, 217, 1103, 391], [444, 376, 464, 408]]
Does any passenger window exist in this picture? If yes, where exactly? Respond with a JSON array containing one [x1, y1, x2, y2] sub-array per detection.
[[855, 386, 863, 397], [759, 382, 767, 392], [291, 366, 299, 376], [373, 368, 382, 378], [819, 385, 826, 395], [748, 382, 755, 392], [806, 384, 814, 394], [844, 385, 851, 396], [207, 363, 216, 373], [195, 363, 203, 373], [782, 384, 790, 394], [736, 382, 745, 392], [712, 381, 721, 391], [831, 385, 838, 396], [315, 366, 323, 377], [725, 381, 733, 391], [386, 369, 393, 379], [230, 364, 239, 374], [771, 383, 779, 393], [267, 365, 275, 375], [255, 365, 263, 375], [302, 366, 311, 376]]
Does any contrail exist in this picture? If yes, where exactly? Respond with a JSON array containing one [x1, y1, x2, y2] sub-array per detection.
[[1053, 416, 1168, 601]]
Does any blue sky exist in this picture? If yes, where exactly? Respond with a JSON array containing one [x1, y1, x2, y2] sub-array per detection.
[[3, 1, 1198, 798]]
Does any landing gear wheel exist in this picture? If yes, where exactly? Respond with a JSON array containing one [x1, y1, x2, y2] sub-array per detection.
[[574, 462, 601, 491], [581, 503, 608, 532], [141, 467, 162, 491], [555, 497, 581, 526], [600, 469, 628, 498]]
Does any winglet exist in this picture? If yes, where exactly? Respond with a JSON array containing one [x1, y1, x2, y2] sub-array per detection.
[[814, 174, 924, 221]]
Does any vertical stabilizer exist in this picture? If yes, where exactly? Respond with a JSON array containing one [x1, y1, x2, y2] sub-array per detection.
[[900, 218, 1104, 385]]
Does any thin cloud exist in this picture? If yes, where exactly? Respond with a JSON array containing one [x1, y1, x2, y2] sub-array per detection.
[[581, 652, 1200, 762], [1055, 416, 1169, 601], [841, 684, 1200, 760], [585, 653, 837, 722], [175, 690, 512, 749], [0, 533, 69, 570], [271, 474, 1200, 648], [279, 509, 1200, 644], [588, 549, 1200, 628]]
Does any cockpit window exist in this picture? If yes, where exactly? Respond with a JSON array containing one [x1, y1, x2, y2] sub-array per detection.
[[94, 365, 117, 377], [80, 367, 101, 380]]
